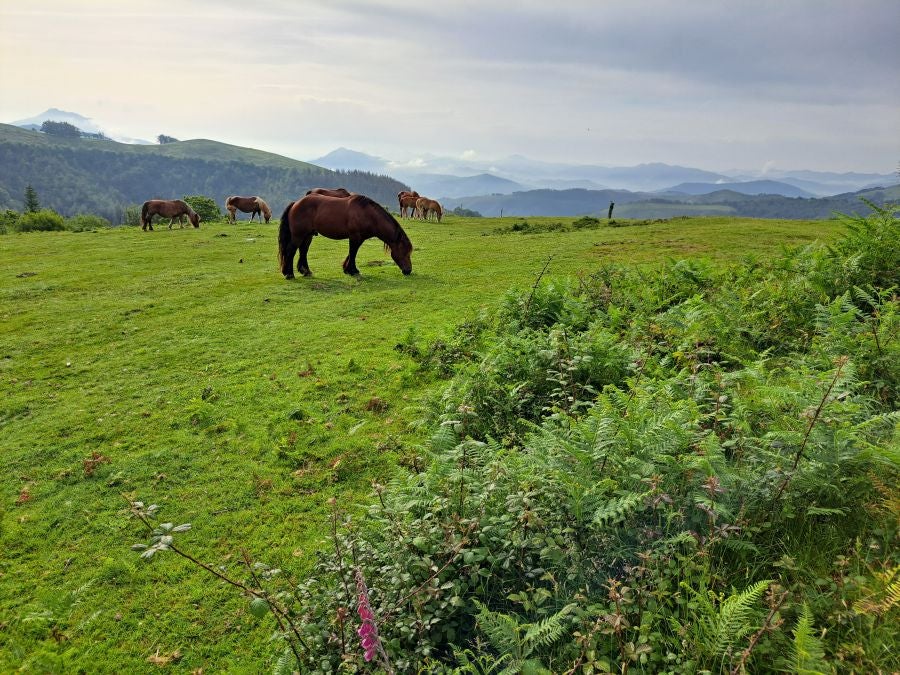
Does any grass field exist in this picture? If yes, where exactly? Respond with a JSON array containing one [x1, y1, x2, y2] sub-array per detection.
[[0, 214, 844, 672]]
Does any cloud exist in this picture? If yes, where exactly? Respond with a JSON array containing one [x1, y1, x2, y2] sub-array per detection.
[[1, 0, 897, 172]]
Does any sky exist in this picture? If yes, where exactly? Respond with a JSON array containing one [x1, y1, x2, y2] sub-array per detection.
[[1, 0, 898, 174]]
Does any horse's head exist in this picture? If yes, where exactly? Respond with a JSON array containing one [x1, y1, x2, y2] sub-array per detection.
[[389, 234, 413, 275], [189, 212, 200, 228]]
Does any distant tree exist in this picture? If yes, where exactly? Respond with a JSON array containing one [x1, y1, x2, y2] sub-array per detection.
[[451, 206, 483, 217], [158, 135, 179, 144], [40, 120, 82, 138], [24, 184, 40, 213], [182, 194, 221, 222]]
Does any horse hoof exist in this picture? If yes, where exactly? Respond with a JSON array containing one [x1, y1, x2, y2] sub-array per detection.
[[284, 273, 295, 280]]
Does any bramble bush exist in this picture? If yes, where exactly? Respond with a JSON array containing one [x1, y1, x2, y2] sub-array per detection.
[[130, 203, 899, 673]]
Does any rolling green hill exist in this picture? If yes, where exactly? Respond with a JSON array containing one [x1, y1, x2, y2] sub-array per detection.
[[0, 124, 409, 221]]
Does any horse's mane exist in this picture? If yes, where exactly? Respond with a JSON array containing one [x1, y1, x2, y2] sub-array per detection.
[[255, 197, 271, 217]]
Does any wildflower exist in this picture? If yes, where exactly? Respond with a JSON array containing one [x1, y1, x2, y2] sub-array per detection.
[[355, 568, 392, 671]]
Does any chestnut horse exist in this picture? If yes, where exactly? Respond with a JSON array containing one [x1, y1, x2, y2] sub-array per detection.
[[416, 197, 443, 222], [398, 190, 420, 218], [141, 199, 200, 230], [278, 193, 413, 278], [307, 187, 352, 198], [226, 196, 271, 223]]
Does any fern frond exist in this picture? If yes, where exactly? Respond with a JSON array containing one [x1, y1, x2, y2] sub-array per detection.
[[791, 604, 829, 675], [474, 600, 521, 655], [272, 646, 296, 675], [522, 604, 574, 649], [706, 579, 771, 658], [853, 564, 900, 616], [592, 490, 650, 527]]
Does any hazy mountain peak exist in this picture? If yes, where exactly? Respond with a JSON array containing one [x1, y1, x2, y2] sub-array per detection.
[[12, 108, 103, 134]]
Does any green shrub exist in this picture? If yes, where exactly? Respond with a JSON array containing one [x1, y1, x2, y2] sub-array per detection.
[[14, 209, 66, 232], [0, 208, 19, 234], [183, 194, 222, 222], [572, 215, 600, 228], [66, 214, 110, 231], [121, 204, 142, 227]]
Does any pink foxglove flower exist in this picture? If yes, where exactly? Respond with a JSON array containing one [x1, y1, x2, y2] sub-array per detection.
[[355, 568, 392, 670]]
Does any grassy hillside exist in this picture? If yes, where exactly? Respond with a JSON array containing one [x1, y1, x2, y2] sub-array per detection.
[[0, 215, 854, 671], [0, 124, 408, 221]]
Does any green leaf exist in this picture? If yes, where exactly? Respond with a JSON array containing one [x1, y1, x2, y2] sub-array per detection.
[[249, 597, 270, 619]]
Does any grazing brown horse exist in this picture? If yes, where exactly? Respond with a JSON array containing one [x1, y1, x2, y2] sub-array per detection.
[[278, 193, 413, 278], [226, 196, 271, 223], [415, 197, 443, 222], [306, 187, 352, 198], [141, 199, 200, 230], [398, 190, 420, 218]]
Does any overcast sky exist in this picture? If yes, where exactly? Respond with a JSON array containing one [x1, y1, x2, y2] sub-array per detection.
[[1, 0, 898, 173]]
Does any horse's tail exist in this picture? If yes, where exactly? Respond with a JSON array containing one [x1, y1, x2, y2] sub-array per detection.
[[277, 201, 295, 270], [140, 201, 149, 228]]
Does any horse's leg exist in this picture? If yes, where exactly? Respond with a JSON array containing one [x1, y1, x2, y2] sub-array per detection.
[[281, 238, 298, 278], [342, 239, 363, 276], [297, 234, 314, 277]]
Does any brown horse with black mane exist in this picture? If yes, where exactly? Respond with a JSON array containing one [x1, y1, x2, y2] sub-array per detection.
[[278, 193, 413, 278], [225, 196, 271, 223], [141, 199, 200, 230], [398, 190, 420, 218], [306, 187, 352, 198]]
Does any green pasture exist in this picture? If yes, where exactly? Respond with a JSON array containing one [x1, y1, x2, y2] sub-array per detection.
[[0, 214, 843, 672]]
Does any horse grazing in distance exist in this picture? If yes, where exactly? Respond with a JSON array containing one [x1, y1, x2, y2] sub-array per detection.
[[306, 187, 352, 198], [279, 193, 413, 278], [141, 199, 200, 230], [415, 197, 443, 222], [398, 190, 420, 218], [226, 196, 271, 223]]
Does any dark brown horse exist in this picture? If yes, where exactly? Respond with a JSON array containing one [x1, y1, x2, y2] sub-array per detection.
[[225, 196, 271, 223], [278, 194, 413, 278], [141, 199, 200, 230], [306, 187, 352, 198], [398, 190, 420, 218]]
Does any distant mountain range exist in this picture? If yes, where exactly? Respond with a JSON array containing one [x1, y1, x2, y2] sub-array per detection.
[[3, 109, 897, 222], [0, 124, 407, 221], [439, 185, 900, 220], [310, 147, 896, 198], [662, 180, 815, 198]]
